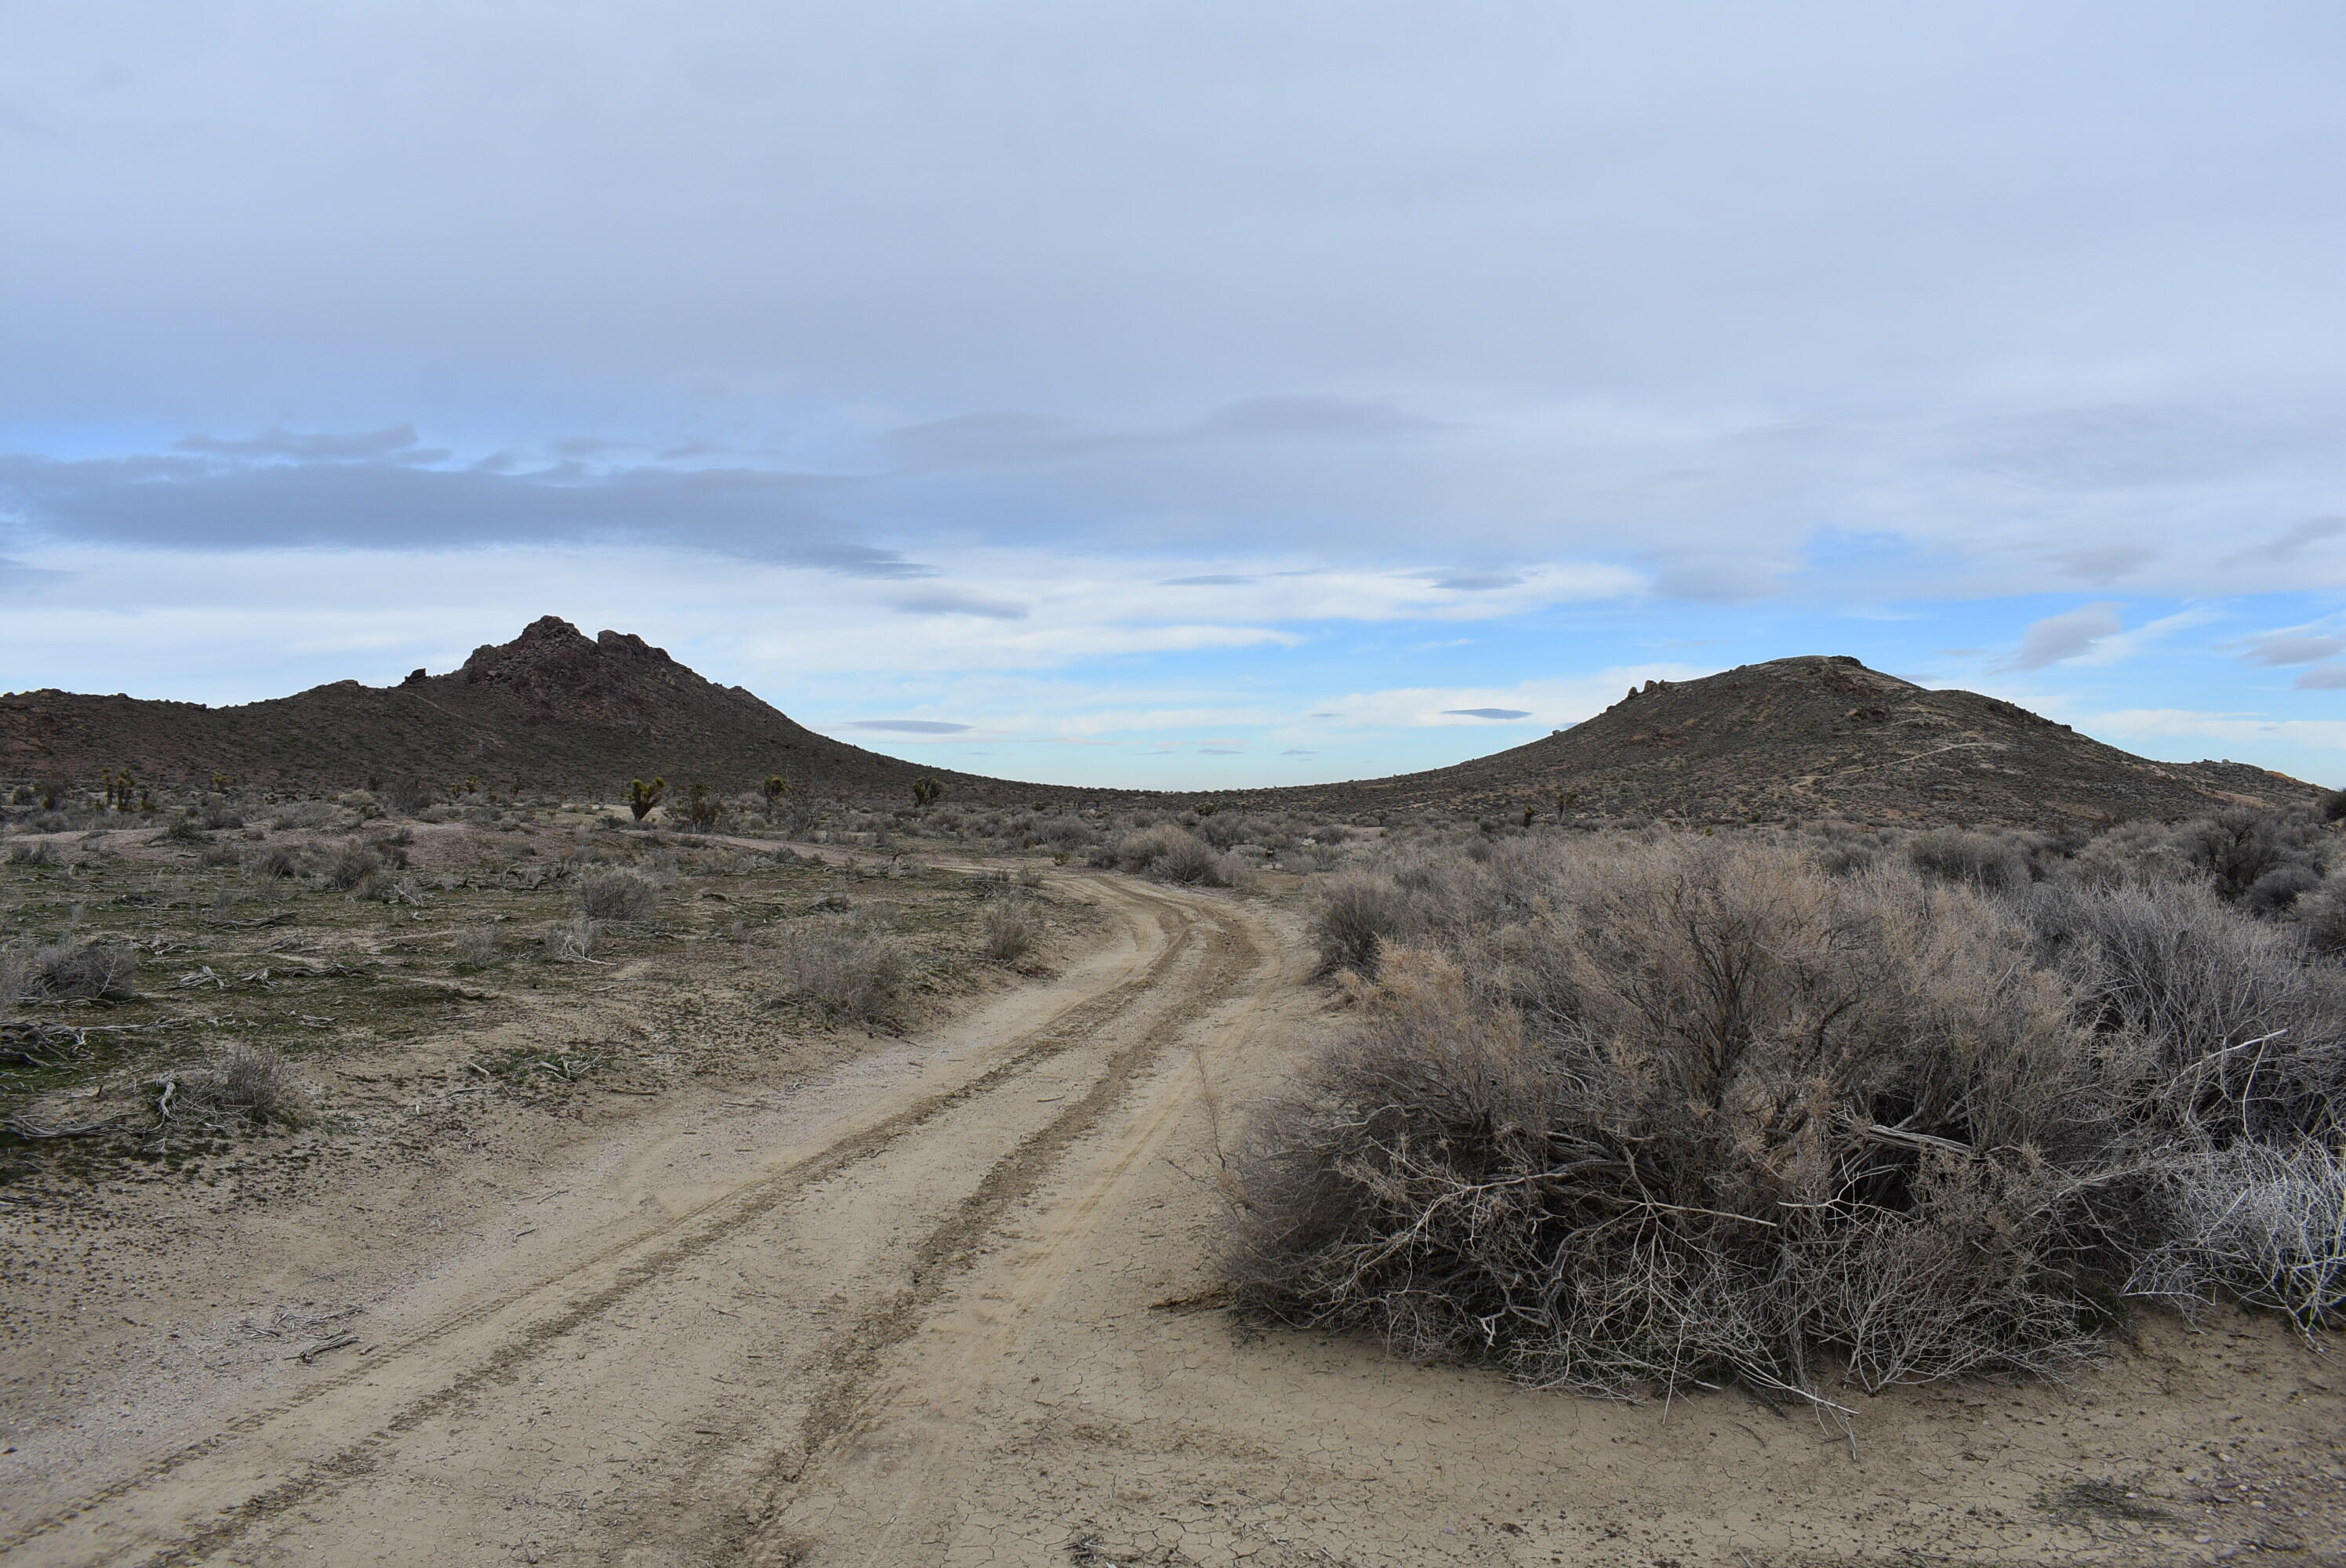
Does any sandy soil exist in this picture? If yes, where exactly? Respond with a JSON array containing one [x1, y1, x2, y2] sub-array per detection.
[[5, 867, 2344, 1567]]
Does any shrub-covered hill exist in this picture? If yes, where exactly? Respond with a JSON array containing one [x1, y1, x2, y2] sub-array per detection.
[[0, 616, 1078, 805], [1227, 655, 2322, 829]]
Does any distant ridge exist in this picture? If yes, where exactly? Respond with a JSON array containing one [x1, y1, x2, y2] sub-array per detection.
[[0, 616, 1062, 804], [1229, 655, 2323, 827], [2, 632, 2322, 826]]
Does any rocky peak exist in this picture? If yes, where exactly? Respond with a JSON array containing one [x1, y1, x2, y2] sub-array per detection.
[[441, 616, 703, 728]]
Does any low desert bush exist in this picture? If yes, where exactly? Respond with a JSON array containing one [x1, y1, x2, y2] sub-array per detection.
[[270, 800, 341, 831], [770, 920, 908, 1021], [158, 1046, 297, 1130], [982, 900, 1042, 964], [1193, 811, 1269, 850], [2, 939, 139, 1003], [540, 916, 602, 963], [576, 867, 660, 924], [2297, 880, 2346, 957], [321, 841, 383, 891], [245, 844, 307, 879], [1033, 815, 1097, 851], [1115, 826, 1247, 887], [1310, 869, 1413, 976], [207, 1046, 296, 1122], [2177, 808, 2324, 904], [451, 927, 501, 970], [1225, 833, 2346, 1411], [6, 838, 57, 867], [1905, 827, 2032, 891]]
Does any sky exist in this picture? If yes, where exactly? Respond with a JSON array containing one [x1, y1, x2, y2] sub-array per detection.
[[5, 2, 2346, 789]]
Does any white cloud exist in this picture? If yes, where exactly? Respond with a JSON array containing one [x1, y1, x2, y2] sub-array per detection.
[[2070, 605, 2221, 667], [2239, 632, 2346, 666], [2003, 602, 2123, 670]]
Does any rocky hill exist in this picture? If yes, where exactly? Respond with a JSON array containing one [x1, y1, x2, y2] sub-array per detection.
[[0, 617, 1060, 805], [2, 633, 2320, 826], [1231, 655, 2322, 828]]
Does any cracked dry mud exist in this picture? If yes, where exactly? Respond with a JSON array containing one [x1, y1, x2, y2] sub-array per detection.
[[7, 869, 2345, 1568]]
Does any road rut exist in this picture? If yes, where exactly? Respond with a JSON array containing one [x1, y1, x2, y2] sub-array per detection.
[[5, 873, 1285, 1568]]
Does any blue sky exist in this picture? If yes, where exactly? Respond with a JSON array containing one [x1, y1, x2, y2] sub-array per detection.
[[5, 2, 2346, 789]]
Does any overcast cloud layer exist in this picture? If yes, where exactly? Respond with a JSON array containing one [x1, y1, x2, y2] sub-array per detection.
[[5, 2, 2345, 787]]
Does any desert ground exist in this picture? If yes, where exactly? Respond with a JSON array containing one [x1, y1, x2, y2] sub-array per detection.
[[4, 814, 2344, 1567]]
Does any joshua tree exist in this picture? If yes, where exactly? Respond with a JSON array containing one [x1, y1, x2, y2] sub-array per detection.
[[685, 780, 725, 829], [1521, 803, 1538, 828], [1553, 786, 1579, 818], [910, 776, 943, 810], [626, 777, 668, 822], [762, 775, 790, 816]]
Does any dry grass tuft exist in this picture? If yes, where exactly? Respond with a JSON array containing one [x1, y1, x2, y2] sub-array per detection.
[[769, 919, 908, 1021], [982, 900, 1042, 964]]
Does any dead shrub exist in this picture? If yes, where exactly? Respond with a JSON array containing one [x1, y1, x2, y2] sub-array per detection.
[[1222, 837, 2259, 1409], [539, 915, 602, 963], [982, 901, 1041, 964], [6, 838, 58, 867], [770, 920, 907, 1021], [2021, 880, 2346, 1138], [2127, 1142, 2346, 1331], [576, 867, 660, 924], [2, 940, 139, 1003]]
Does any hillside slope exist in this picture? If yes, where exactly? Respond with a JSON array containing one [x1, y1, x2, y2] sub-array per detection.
[[0, 617, 1055, 804], [3, 633, 2319, 826], [1233, 655, 2322, 827]]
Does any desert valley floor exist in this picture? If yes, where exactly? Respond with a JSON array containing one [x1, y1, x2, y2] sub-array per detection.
[[3, 818, 2343, 1568]]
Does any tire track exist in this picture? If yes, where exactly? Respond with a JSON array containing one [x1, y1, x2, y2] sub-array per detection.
[[746, 889, 1295, 1567], [5, 873, 1223, 1567]]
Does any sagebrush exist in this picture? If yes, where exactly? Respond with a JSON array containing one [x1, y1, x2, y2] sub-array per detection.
[[1228, 834, 2346, 1411]]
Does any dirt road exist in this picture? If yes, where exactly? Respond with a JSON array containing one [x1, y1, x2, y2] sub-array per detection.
[[2, 872, 1289, 1566], [8, 867, 2342, 1566]]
